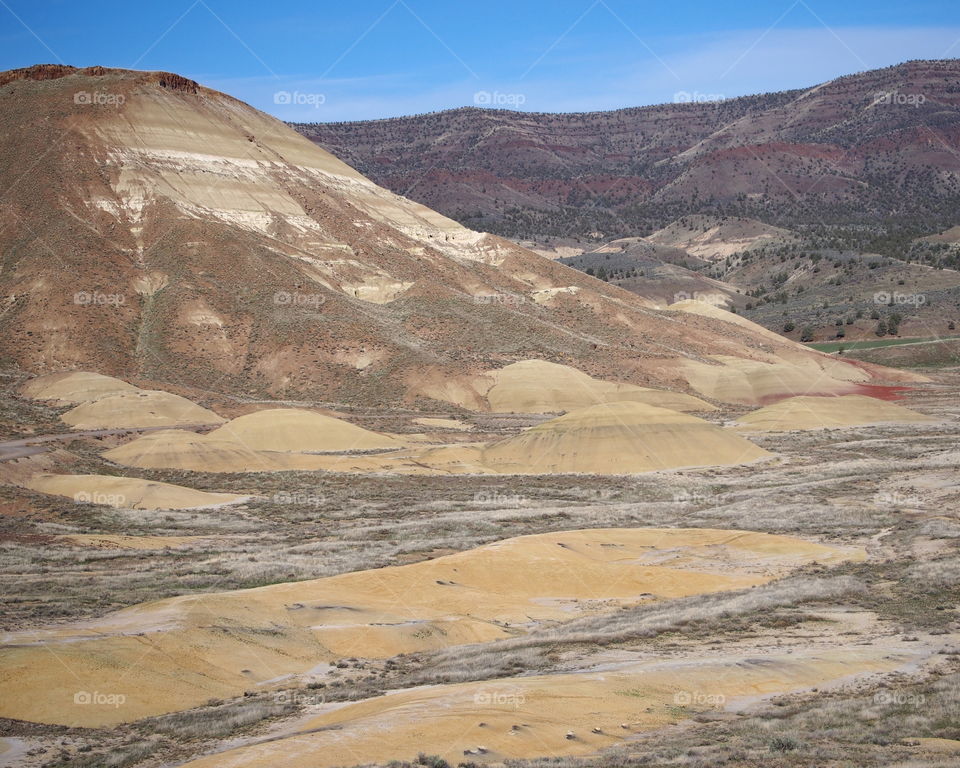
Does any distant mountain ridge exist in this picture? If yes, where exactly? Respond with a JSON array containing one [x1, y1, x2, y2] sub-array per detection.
[[294, 60, 960, 251]]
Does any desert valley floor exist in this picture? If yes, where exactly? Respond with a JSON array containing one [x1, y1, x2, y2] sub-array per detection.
[[0, 365, 957, 768], [0, 61, 958, 768]]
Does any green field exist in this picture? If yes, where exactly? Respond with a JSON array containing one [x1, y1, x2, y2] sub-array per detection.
[[807, 335, 960, 353]]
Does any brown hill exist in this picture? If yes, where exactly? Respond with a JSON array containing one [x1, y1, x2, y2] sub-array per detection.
[[0, 65, 917, 407], [295, 60, 960, 248]]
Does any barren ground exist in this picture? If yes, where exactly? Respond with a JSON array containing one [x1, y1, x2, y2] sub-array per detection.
[[0, 368, 957, 768]]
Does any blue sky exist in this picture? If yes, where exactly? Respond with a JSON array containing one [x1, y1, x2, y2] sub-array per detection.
[[2, 0, 959, 121]]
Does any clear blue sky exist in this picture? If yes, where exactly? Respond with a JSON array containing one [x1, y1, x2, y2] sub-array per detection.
[[2, 0, 959, 120]]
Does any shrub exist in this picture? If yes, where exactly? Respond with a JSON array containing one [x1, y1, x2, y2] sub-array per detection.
[[769, 735, 801, 753]]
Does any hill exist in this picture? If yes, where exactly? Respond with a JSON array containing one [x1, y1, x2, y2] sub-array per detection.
[[295, 60, 960, 254], [0, 64, 914, 407]]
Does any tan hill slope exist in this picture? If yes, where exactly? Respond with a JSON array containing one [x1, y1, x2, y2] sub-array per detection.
[[736, 394, 937, 431], [0, 65, 917, 409]]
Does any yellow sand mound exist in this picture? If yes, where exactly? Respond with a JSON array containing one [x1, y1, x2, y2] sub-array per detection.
[[484, 360, 716, 413], [0, 528, 860, 726], [21, 371, 138, 405], [181, 645, 919, 768], [678, 354, 867, 405], [209, 408, 399, 452], [61, 390, 225, 430], [24, 474, 246, 510], [103, 430, 285, 472], [737, 395, 936, 431], [106, 403, 767, 477], [481, 401, 770, 474], [104, 410, 401, 473]]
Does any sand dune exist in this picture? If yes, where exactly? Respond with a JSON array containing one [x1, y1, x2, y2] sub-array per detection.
[[104, 402, 770, 476], [483, 360, 716, 413], [103, 409, 404, 473], [0, 528, 860, 726], [419, 359, 716, 413], [24, 473, 246, 510], [21, 371, 139, 405], [61, 390, 225, 430], [678, 354, 868, 405], [481, 401, 771, 474], [180, 645, 920, 768], [663, 303, 927, 405], [103, 430, 286, 472], [208, 408, 400, 452], [737, 394, 937, 431]]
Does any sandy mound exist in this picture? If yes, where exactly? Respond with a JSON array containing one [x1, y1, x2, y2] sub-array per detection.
[[180, 646, 919, 768], [103, 430, 285, 472], [61, 390, 225, 430], [481, 401, 770, 474], [418, 360, 715, 413], [104, 410, 401, 473], [484, 360, 716, 413], [209, 408, 399, 452], [24, 474, 246, 510], [737, 395, 937, 431], [105, 403, 767, 477], [660, 304, 926, 405], [21, 371, 138, 405], [0, 528, 860, 726], [678, 354, 870, 405]]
